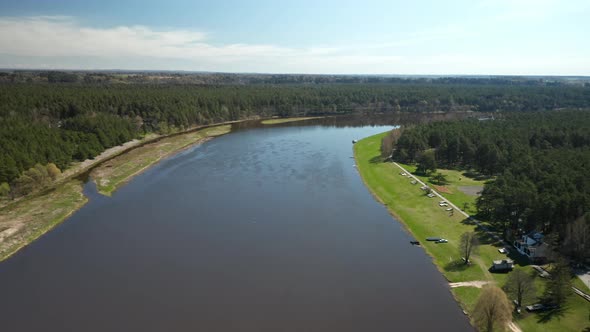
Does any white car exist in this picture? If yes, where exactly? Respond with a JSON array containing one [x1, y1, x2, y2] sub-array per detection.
[[445, 207, 453, 211], [435, 239, 449, 243], [439, 203, 449, 207]]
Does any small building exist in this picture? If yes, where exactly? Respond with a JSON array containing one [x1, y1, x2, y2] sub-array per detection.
[[513, 232, 548, 262], [491, 259, 514, 272]]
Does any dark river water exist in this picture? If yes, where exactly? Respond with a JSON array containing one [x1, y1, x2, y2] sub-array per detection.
[[0, 119, 473, 331]]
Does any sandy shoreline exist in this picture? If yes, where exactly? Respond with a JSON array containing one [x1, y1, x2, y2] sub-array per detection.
[[0, 122, 236, 262]]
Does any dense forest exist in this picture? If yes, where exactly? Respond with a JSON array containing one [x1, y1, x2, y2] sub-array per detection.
[[383, 110, 590, 259], [1, 80, 590, 198]]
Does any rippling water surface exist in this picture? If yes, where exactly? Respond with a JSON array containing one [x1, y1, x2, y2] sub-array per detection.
[[0, 121, 472, 331]]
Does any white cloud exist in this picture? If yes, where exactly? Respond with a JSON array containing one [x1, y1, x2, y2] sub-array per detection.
[[0, 15, 587, 75]]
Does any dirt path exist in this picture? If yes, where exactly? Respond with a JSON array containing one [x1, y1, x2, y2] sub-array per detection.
[[60, 135, 159, 179], [449, 280, 491, 288], [508, 321, 523, 332], [0, 135, 158, 211]]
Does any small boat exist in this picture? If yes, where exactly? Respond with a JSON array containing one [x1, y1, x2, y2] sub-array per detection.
[[352, 139, 358, 144], [410, 241, 421, 245]]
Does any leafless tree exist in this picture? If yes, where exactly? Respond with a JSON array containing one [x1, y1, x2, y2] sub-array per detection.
[[459, 231, 479, 264], [473, 285, 513, 332], [503, 267, 536, 308]]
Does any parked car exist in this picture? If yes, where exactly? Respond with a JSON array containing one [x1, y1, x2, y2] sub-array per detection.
[[525, 303, 558, 312], [498, 247, 509, 254], [435, 239, 448, 243], [445, 208, 453, 211], [427, 193, 435, 198], [526, 304, 544, 312], [439, 203, 449, 207]]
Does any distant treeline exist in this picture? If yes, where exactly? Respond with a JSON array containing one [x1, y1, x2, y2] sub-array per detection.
[[383, 110, 590, 258], [1, 82, 590, 195], [2, 70, 590, 86]]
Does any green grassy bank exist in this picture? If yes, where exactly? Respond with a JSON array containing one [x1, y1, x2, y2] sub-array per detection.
[[354, 132, 590, 332]]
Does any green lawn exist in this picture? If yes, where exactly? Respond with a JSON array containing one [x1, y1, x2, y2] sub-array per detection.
[[398, 163, 487, 215], [355, 132, 590, 332]]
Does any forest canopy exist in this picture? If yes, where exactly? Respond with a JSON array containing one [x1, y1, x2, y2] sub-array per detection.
[[1, 81, 590, 195], [384, 110, 590, 254]]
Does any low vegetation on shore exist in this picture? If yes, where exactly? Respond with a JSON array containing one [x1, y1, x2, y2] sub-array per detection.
[[0, 180, 87, 261], [92, 125, 231, 195], [0, 124, 231, 262], [355, 132, 590, 332]]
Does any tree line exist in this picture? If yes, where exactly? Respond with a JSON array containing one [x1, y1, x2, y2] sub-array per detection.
[[3, 70, 590, 86], [1, 82, 589, 199]]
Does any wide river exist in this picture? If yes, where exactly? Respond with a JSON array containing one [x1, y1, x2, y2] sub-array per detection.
[[0, 120, 472, 331]]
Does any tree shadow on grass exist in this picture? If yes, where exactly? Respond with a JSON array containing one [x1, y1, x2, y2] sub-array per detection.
[[369, 156, 383, 164], [444, 259, 472, 273], [536, 304, 570, 324], [474, 228, 503, 247], [462, 170, 493, 181], [460, 217, 477, 226]]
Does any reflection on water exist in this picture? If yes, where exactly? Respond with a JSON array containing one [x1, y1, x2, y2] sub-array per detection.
[[0, 119, 473, 332], [233, 111, 483, 130]]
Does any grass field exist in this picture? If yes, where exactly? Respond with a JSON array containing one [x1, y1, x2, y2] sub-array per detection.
[[92, 125, 231, 195], [260, 117, 320, 125], [0, 180, 88, 262], [354, 132, 590, 332], [398, 163, 487, 215]]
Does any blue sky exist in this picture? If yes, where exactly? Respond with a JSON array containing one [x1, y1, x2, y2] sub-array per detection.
[[0, 0, 589, 75]]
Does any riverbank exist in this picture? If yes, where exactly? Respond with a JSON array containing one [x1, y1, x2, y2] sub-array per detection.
[[260, 116, 321, 125], [0, 180, 87, 261], [354, 132, 589, 332], [0, 123, 233, 262], [92, 124, 231, 196]]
